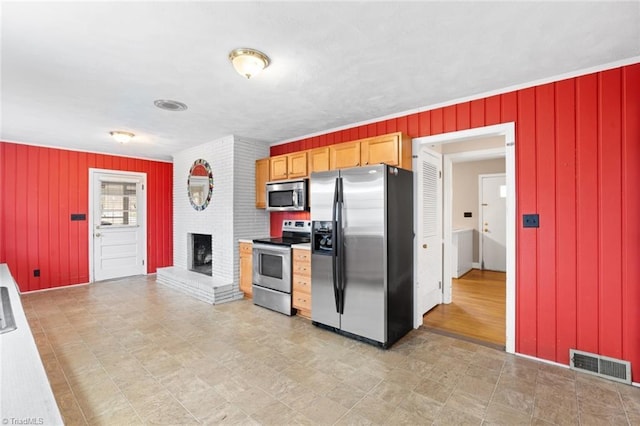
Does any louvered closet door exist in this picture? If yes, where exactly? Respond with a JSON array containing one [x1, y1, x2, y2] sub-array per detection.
[[416, 147, 442, 316]]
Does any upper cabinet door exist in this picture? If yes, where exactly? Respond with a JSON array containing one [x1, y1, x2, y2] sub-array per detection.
[[288, 151, 308, 179], [255, 158, 270, 208], [361, 134, 399, 167], [330, 142, 361, 170], [308, 147, 330, 174], [270, 155, 289, 180]]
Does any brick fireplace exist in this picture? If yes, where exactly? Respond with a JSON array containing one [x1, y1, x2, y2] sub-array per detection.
[[157, 134, 268, 304]]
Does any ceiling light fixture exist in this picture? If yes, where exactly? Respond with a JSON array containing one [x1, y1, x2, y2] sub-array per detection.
[[228, 48, 270, 79], [110, 131, 135, 144]]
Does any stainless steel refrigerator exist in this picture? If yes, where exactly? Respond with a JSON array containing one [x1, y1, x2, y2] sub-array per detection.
[[310, 164, 413, 348]]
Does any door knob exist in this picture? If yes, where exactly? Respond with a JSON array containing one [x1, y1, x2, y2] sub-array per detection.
[[95, 233, 101, 237], [422, 244, 428, 249], [484, 229, 489, 233]]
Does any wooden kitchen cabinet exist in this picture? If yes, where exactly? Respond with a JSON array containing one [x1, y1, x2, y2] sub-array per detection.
[[360, 132, 412, 170], [270, 151, 309, 181], [308, 147, 330, 174], [239, 242, 253, 297], [255, 158, 269, 208], [287, 151, 308, 179], [292, 248, 311, 318], [270, 154, 289, 180], [330, 141, 361, 170], [255, 132, 411, 204]]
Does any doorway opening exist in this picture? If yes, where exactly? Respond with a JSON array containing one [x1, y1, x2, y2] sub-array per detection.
[[412, 123, 515, 353], [424, 158, 507, 347]]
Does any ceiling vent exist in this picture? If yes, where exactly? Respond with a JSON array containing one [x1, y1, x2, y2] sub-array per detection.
[[154, 99, 188, 111], [569, 349, 631, 384]]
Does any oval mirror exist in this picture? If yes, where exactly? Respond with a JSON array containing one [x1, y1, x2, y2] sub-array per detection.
[[188, 159, 213, 211]]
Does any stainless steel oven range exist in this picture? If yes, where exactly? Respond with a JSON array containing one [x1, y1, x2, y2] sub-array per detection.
[[252, 220, 311, 315]]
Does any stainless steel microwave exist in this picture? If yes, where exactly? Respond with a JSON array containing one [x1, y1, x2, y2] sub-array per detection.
[[266, 179, 308, 211]]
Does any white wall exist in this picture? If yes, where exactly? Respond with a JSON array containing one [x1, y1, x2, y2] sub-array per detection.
[[452, 158, 505, 262], [172, 135, 268, 285]]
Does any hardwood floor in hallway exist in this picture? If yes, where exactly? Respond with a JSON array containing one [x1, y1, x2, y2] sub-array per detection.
[[423, 269, 506, 347]]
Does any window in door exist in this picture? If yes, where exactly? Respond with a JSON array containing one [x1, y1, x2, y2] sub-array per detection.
[[100, 182, 138, 226]]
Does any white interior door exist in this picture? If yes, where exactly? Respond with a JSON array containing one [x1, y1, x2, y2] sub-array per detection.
[[416, 147, 443, 318], [91, 170, 146, 281], [480, 174, 506, 272]]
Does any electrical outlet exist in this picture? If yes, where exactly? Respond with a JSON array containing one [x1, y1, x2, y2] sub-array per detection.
[[34, 269, 40, 277], [523, 214, 540, 228]]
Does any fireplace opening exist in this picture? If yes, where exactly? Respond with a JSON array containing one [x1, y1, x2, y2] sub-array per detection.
[[189, 233, 212, 276]]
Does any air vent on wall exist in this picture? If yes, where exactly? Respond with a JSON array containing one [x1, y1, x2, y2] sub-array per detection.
[[570, 349, 631, 384]]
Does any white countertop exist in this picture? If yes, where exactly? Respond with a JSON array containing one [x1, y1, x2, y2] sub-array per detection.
[[0, 264, 63, 425], [238, 238, 254, 244]]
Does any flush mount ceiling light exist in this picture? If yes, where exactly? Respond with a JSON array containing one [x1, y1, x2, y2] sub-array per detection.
[[229, 48, 270, 79], [154, 99, 188, 111], [110, 131, 135, 144]]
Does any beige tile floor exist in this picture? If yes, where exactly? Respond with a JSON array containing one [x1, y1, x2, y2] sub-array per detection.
[[22, 275, 640, 425]]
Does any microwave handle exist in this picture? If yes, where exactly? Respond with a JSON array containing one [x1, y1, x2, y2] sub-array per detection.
[[292, 191, 298, 207]]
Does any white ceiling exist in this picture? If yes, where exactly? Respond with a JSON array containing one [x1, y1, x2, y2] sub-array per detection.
[[1, 1, 638, 162]]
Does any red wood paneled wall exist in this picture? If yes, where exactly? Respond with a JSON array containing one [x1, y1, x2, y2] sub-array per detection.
[[0, 142, 174, 292], [271, 64, 640, 378]]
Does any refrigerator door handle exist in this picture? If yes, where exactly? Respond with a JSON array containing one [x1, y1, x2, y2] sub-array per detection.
[[331, 176, 340, 313], [336, 176, 345, 315]]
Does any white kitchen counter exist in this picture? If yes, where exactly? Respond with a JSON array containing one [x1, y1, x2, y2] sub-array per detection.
[[292, 243, 311, 250], [0, 264, 63, 425], [238, 238, 254, 244]]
